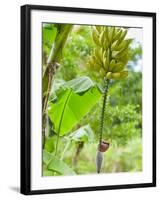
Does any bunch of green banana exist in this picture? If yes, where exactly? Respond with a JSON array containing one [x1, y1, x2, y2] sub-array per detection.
[[87, 26, 132, 80]]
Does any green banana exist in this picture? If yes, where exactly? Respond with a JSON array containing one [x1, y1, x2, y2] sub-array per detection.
[[116, 29, 128, 46], [112, 72, 121, 79], [92, 28, 100, 46], [116, 40, 127, 51], [116, 39, 132, 51], [100, 68, 106, 76], [103, 38, 109, 49], [106, 72, 112, 79], [115, 47, 128, 59], [102, 51, 107, 63], [108, 27, 115, 43], [120, 70, 128, 78], [95, 25, 101, 33], [111, 51, 119, 58], [103, 57, 109, 71], [113, 29, 122, 42], [112, 62, 125, 72], [119, 54, 130, 65], [104, 27, 109, 41], [109, 59, 116, 72], [104, 49, 110, 72], [89, 25, 131, 80], [94, 48, 102, 65], [112, 70, 128, 80], [99, 47, 104, 60], [111, 40, 119, 51], [99, 31, 106, 46]]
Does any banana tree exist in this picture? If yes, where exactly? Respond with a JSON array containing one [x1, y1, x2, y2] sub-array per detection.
[[43, 76, 101, 176], [87, 26, 132, 173], [43, 25, 132, 175], [42, 24, 73, 148]]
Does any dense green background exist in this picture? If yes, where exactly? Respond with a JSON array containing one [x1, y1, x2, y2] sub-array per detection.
[[42, 24, 142, 175]]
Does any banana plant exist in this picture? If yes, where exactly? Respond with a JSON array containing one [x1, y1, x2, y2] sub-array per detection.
[[61, 124, 94, 168], [47, 76, 102, 156], [43, 124, 94, 176], [42, 24, 73, 148], [87, 26, 132, 173]]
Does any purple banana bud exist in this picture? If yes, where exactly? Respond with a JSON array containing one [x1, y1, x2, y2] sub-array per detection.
[[96, 151, 103, 173], [98, 141, 110, 152]]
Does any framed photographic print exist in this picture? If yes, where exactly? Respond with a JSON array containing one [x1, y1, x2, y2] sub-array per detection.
[[21, 4, 156, 195]]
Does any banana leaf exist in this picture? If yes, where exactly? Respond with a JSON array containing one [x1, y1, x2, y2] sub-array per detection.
[[69, 124, 94, 143], [48, 76, 102, 136], [43, 150, 75, 175]]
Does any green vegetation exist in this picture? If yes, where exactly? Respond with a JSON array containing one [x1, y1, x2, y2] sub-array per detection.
[[42, 24, 142, 176]]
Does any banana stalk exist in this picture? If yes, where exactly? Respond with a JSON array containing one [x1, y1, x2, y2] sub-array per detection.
[[96, 78, 109, 173], [89, 25, 132, 173]]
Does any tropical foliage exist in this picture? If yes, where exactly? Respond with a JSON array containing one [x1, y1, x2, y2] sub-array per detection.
[[42, 24, 142, 175]]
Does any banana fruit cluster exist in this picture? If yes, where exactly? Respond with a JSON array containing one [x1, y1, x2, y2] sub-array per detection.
[[87, 26, 132, 80]]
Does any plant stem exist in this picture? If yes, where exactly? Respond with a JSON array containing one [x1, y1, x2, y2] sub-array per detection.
[[60, 139, 71, 161], [99, 79, 109, 145], [42, 25, 73, 149], [42, 62, 58, 149], [72, 142, 84, 167], [99, 45, 111, 146]]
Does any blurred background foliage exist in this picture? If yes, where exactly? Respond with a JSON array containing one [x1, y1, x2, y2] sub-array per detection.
[[43, 24, 142, 175]]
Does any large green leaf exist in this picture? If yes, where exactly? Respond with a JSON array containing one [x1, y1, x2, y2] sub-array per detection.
[[69, 124, 94, 143], [43, 150, 76, 175], [48, 76, 102, 136]]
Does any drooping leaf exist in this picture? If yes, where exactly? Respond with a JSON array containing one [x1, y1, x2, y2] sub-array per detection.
[[48, 76, 102, 136], [62, 76, 95, 93], [43, 150, 76, 175], [69, 124, 94, 143]]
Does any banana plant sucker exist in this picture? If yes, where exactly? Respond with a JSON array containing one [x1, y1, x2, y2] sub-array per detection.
[[87, 25, 132, 173], [42, 25, 73, 149]]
